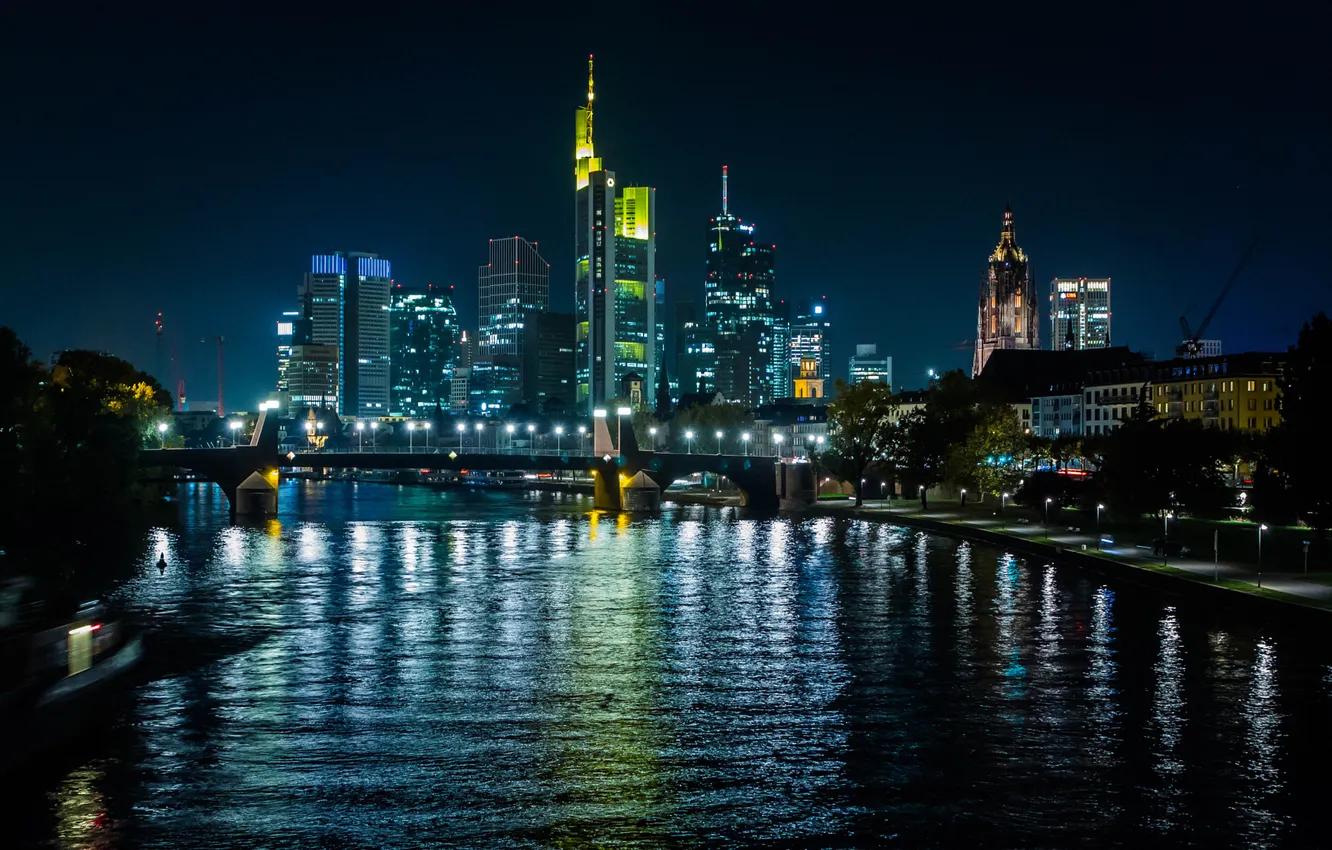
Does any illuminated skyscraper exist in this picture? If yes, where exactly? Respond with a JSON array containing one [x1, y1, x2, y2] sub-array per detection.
[[275, 310, 301, 393], [973, 204, 1038, 376], [704, 166, 777, 405], [789, 297, 831, 394], [302, 252, 392, 417], [389, 284, 459, 417], [1049, 277, 1111, 351], [573, 56, 655, 412], [478, 237, 549, 358], [848, 343, 892, 386]]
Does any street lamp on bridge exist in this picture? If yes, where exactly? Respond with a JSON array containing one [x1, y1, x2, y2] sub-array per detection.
[[742, 432, 750, 456], [773, 433, 783, 457], [228, 420, 241, 447], [370, 421, 378, 450], [423, 421, 431, 450], [407, 421, 416, 452], [157, 421, 168, 448], [456, 422, 466, 451], [578, 424, 587, 455], [475, 421, 485, 451], [715, 430, 723, 454], [356, 421, 364, 452], [615, 407, 630, 454], [555, 425, 564, 454], [648, 426, 657, 451], [685, 430, 695, 454]]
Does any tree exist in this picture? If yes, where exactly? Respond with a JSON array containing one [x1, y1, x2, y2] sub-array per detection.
[[945, 403, 1025, 499], [1255, 312, 1332, 551], [668, 402, 752, 453], [655, 361, 672, 420], [825, 380, 896, 506], [891, 370, 982, 495]]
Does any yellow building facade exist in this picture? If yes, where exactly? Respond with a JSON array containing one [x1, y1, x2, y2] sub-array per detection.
[[1151, 353, 1284, 432]]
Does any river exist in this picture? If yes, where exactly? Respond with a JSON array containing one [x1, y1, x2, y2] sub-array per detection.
[[7, 480, 1332, 848]]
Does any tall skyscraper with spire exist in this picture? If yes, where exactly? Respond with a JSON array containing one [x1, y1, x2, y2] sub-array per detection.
[[704, 166, 778, 405], [573, 55, 656, 413], [973, 203, 1038, 376]]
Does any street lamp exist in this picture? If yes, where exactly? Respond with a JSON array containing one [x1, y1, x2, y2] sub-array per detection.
[[685, 430, 695, 454], [228, 420, 241, 447], [407, 421, 416, 452], [1044, 497, 1053, 537], [1096, 503, 1105, 550], [475, 421, 485, 451], [960, 487, 967, 507], [1258, 523, 1268, 587], [742, 432, 750, 455], [715, 430, 723, 454], [577, 424, 587, 454], [457, 422, 466, 451], [506, 423, 515, 450], [356, 420, 365, 452], [555, 425, 564, 454], [774, 433, 783, 457], [157, 421, 168, 448], [370, 421, 378, 449], [423, 421, 431, 450], [648, 426, 657, 451], [1001, 492, 1009, 528], [1163, 511, 1173, 566]]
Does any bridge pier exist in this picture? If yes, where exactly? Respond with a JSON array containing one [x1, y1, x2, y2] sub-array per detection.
[[592, 458, 623, 511], [233, 466, 280, 516]]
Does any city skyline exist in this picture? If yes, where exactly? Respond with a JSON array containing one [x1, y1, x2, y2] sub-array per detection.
[[2, 41, 1326, 407]]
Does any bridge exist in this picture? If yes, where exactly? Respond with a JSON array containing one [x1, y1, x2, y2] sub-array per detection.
[[139, 410, 812, 516]]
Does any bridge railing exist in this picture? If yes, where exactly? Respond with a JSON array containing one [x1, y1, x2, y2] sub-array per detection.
[[285, 446, 599, 457]]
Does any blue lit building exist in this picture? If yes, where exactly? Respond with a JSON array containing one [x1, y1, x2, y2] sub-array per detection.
[[302, 252, 392, 417]]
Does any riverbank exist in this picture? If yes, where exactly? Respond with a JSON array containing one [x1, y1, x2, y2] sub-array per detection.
[[813, 500, 1332, 625]]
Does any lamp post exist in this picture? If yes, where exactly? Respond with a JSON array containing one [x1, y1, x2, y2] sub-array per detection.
[[475, 421, 485, 451], [1163, 511, 1172, 566], [1096, 503, 1105, 550], [1258, 523, 1268, 588], [423, 421, 431, 450], [555, 426, 564, 454], [648, 426, 657, 451], [1001, 492, 1009, 529], [773, 433, 783, 458], [715, 430, 723, 454], [960, 487, 967, 507], [158, 421, 168, 448], [356, 421, 364, 452], [370, 420, 378, 450], [685, 430, 695, 454], [457, 422, 466, 451], [315, 421, 324, 452], [408, 421, 416, 452], [228, 420, 241, 447], [577, 424, 587, 455], [506, 423, 515, 450], [527, 423, 536, 448], [1044, 497, 1052, 538], [616, 407, 631, 453], [742, 432, 750, 456]]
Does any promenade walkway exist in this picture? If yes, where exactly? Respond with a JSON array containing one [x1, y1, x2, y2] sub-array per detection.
[[822, 499, 1332, 607]]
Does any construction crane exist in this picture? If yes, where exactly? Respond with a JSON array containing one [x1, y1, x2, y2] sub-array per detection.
[[1177, 236, 1261, 358]]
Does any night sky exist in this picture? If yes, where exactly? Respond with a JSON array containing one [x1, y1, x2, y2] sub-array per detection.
[[3, 29, 1327, 409]]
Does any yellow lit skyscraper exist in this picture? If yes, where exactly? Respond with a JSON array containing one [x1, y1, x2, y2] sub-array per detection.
[[573, 56, 656, 413]]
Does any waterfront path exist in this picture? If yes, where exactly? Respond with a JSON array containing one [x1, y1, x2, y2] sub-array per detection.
[[819, 499, 1332, 608]]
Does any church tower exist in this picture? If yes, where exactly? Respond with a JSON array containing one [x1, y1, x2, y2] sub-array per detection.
[[973, 203, 1039, 376]]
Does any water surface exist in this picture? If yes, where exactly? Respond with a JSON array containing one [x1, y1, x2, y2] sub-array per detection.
[[9, 481, 1332, 848]]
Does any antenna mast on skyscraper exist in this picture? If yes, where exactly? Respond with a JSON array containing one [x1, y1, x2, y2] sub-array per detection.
[[585, 54, 595, 149], [722, 165, 728, 215]]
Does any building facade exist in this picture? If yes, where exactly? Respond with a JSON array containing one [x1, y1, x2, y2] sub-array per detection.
[[573, 57, 656, 413], [1151, 352, 1284, 432], [1083, 363, 1151, 437], [974, 204, 1039, 376], [478, 237, 549, 359], [285, 344, 340, 416], [275, 310, 301, 394], [789, 297, 832, 392], [792, 356, 825, 401], [848, 343, 892, 386], [302, 252, 391, 418], [389, 284, 459, 417], [1030, 388, 1084, 438], [1050, 277, 1111, 351], [521, 311, 576, 411], [703, 166, 777, 406]]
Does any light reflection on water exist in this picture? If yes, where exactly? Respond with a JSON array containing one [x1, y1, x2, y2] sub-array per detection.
[[9, 482, 1331, 848]]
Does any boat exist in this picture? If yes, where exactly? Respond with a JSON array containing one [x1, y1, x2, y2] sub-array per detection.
[[0, 578, 144, 773]]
